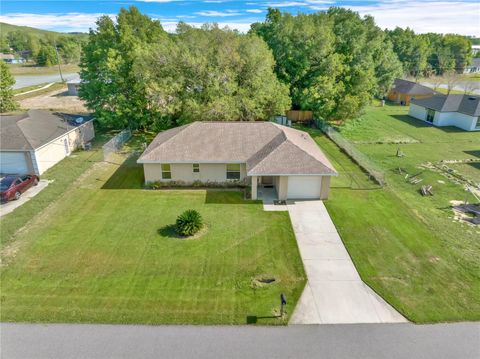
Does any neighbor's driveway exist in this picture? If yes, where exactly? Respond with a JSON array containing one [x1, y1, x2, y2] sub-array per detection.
[[288, 200, 407, 324], [0, 180, 49, 217]]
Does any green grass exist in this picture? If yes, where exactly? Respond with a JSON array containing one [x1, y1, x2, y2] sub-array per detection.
[[0, 149, 305, 325], [13, 83, 50, 95], [302, 103, 480, 322], [9, 64, 80, 76], [15, 82, 67, 101]]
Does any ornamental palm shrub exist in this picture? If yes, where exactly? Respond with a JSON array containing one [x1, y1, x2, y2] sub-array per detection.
[[176, 210, 203, 236]]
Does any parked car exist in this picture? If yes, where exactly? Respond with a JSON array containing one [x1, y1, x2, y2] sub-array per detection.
[[0, 174, 39, 202]]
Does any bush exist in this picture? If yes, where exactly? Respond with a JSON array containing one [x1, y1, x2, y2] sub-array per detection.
[[175, 209, 203, 236]]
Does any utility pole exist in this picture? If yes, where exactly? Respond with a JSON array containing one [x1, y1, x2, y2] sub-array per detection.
[[53, 39, 64, 82]]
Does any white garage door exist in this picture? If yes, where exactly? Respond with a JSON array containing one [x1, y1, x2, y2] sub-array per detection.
[[0, 152, 29, 175], [287, 176, 322, 199]]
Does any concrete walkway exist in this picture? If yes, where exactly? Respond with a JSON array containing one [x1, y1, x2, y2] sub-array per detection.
[[0, 180, 49, 218], [288, 200, 407, 324]]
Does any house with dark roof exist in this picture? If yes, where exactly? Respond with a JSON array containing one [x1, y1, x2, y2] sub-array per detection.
[[464, 58, 480, 74], [137, 122, 338, 200], [0, 110, 95, 175], [387, 78, 436, 105], [409, 94, 480, 131]]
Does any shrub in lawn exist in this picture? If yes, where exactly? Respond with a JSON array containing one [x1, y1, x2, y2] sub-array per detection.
[[176, 209, 203, 236]]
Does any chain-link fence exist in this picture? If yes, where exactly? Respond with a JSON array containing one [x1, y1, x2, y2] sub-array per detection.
[[314, 119, 386, 186], [102, 129, 132, 161]]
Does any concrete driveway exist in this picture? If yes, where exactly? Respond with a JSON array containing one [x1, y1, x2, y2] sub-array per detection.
[[0, 180, 49, 217], [288, 200, 407, 324]]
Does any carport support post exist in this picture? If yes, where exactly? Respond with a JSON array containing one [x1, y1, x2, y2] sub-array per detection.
[[251, 176, 258, 200]]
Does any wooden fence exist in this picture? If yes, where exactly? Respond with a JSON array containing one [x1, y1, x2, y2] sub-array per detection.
[[286, 110, 313, 123]]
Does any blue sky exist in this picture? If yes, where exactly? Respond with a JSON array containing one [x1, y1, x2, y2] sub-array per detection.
[[1, 0, 479, 36]]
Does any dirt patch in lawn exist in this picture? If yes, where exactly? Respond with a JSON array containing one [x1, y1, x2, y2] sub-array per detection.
[[19, 87, 88, 112], [450, 200, 480, 225]]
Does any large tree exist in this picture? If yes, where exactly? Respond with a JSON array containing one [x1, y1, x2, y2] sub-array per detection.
[[251, 8, 402, 122], [136, 23, 290, 128], [0, 62, 18, 113], [79, 6, 167, 129]]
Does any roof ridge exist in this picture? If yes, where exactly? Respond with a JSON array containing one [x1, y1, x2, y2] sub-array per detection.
[[16, 114, 36, 150]]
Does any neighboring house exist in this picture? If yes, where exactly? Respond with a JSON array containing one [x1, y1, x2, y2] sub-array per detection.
[[387, 78, 436, 105], [410, 94, 480, 131], [0, 53, 26, 64], [0, 110, 95, 175], [138, 122, 338, 200], [464, 58, 480, 74], [472, 45, 480, 56], [67, 79, 81, 96]]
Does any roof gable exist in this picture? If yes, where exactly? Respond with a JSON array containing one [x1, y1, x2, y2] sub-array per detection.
[[392, 79, 436, 96], [412, 94, 480, 116]]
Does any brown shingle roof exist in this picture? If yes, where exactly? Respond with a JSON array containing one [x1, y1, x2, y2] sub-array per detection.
[[138, 122, 337, 176], [392, 79, 436, 96], [0, 110, 90, 150]]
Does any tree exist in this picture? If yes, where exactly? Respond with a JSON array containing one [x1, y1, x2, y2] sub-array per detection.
[[387, 27, 428, 78], [136, 23, 290, 127], [251, 7, 402, 122], [0, 62, 18, 113], [36, 45, 57, 66], [443, 71, 461, 94], [79, 6, 167, 129]]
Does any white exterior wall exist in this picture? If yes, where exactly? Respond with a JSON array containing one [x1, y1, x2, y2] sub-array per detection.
[[409, 103, 428, 121], [409, 104, 479, 131], [434, 112, 479, 131], [143, 163, 247, 183], [34, 121, 95, 175]]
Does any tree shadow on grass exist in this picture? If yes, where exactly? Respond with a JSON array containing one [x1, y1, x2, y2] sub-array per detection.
[[157, 224, 181, 238], [464, 151, 480, 159], [391, 115, 467, 133], [246, 315, 281, 324]]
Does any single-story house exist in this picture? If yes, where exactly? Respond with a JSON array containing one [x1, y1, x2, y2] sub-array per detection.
[[0, 110, 95, 175], [387, 78, 436, 105], [0, 53, 26, 64], [464, 58, 480, 74], [409, 94, 480, 131], [138, 122, 338, 201]]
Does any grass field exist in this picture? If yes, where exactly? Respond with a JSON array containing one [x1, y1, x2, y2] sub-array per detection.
[[0, 145, 305, 325], [9, 64, 80, 76], [301, 103, 480, 322]]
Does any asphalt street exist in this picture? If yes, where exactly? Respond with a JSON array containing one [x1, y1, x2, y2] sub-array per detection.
[[1, 322, 479, 359], [13, 73, 79, 89]]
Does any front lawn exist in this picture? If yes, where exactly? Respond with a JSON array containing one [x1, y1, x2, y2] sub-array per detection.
[[0, 153, 305, 325]]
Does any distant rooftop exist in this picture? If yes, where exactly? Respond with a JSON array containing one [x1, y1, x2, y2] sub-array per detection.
[[391, 78, 436, 96]]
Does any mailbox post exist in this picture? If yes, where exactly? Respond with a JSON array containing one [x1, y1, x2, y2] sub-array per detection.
[[280, 293, 287, 317]]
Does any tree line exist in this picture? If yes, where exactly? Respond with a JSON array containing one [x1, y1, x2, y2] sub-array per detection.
[[0, 27, 86, 66]]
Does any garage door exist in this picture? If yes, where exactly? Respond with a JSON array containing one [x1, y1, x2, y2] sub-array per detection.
[[287, 176, 322, 199], [0, 152, 29, 175]]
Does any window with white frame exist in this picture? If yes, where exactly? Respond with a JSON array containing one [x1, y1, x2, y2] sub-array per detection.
[[193, 163, 200, 173], [226, 164, 240, 180], [161, 164, 172, 179]]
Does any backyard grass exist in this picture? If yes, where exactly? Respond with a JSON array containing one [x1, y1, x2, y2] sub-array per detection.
[[302, 103, 480, 322], [9, 64, 80, 76], [0, 151, 305, 325], [15, 82, 67, 102]]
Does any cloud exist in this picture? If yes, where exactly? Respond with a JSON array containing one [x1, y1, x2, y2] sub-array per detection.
[[246, 9, 264, 13], [350, 0, 480, 36], [265, 2, 307, 7], [195, 10, 241, 17], [0, 12, 113, 32]]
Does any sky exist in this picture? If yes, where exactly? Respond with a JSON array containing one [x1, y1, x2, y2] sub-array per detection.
[[0, 0, 479, 36]]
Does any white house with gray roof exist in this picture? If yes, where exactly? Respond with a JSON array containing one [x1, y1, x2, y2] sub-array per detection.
[[0, 110, 95, 175], [409, 94, 480, 131], [137, 122, 338, 200]]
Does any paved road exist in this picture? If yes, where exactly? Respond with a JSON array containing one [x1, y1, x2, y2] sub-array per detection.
[[420, 81, 480, 95], [1, 322, 479, 359], [13, 73, 79, 89], [288, 201, 406, 324]]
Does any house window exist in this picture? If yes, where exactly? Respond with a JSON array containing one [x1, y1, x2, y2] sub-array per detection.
[[226, 164, 241, 180], [476, 117, 480, 129], [193, 163, 200, 173], [161, 164, 172, 179]]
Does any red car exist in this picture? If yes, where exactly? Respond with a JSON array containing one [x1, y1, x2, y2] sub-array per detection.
[[0, 174, 39, 202]]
